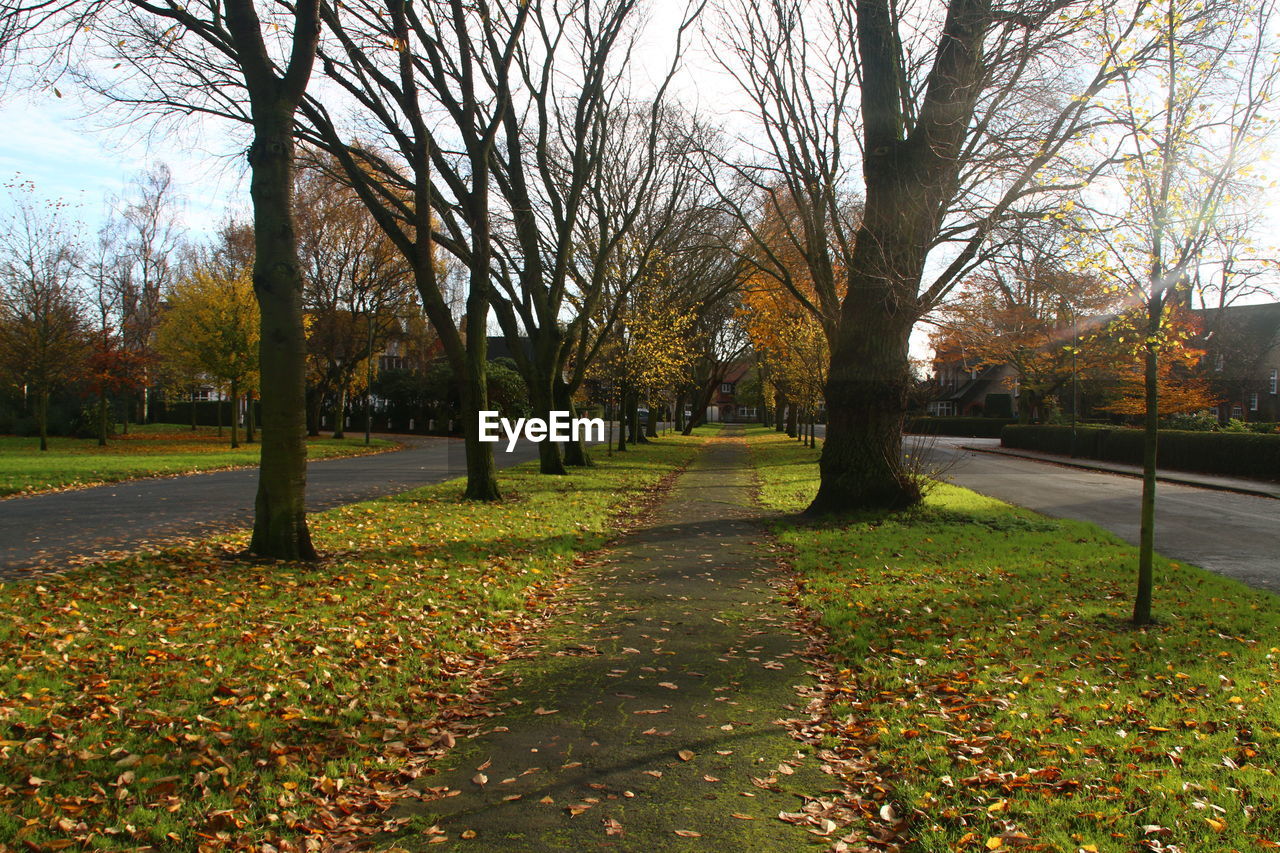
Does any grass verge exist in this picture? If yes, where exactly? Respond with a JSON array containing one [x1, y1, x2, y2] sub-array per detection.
[[0, 432, 704, 851], [0, 424, 395, 497], [746, 426, 1280, 852]]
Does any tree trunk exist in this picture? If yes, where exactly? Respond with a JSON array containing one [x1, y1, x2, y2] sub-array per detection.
[[38, 389, 48, 452], [191, 388, 198, 431], [246, 391, 256, 443], [98, 393, 109, 447], [460, 344, 500, 500], [246, 114, 316, 561], [786, 403, 798, 438], [217, 392, 224, 437], [616, 385, 627, 451], [531, 379, 567, 475], [557, 380, 592, 467], [809, 311, 919, 514], [646, 399, 658, 438], [1134, 313, 1160, 625], [332, 383, 346, 439], [230, 379, 240, 449], [306, 386, 322, 437], [775, 391, 786, 432]]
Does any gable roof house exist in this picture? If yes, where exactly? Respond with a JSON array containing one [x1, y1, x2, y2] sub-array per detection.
[[1195, 302, 1280, 422]]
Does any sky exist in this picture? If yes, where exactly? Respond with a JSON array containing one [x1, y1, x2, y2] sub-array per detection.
[[2, 2, 1276, 366], [0, 85, 247, 239]]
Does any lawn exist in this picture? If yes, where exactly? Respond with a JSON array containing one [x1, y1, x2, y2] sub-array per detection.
[[0, 424, 396, 497], [746, 426, 1280, 852], [0, 433, 703, 851]]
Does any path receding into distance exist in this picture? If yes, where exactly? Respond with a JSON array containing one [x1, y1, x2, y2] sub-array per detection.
[[0, 435, 539, 578], [386, 429, 831, 850]]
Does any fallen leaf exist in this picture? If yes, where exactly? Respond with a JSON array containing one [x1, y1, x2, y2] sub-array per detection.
[[603, 817, 624, 836], [677, 749, 695, 761], [674, 829, 702, 837], [472, 773, 488, 786]]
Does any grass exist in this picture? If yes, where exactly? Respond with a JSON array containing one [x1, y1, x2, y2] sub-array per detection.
[[0, 423, 395, 497], [0, 432, 704, 851], [745, 426, 1280, 852]]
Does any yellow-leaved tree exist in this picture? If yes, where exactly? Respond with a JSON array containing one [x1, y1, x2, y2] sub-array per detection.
[[156, 266, 259, 448]]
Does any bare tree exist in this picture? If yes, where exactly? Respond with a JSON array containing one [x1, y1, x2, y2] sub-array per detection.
[[297, 0, 533, 501], [16, 0, 326, 557], [710, 0, 1165, 512], [0, 197, 89, 450]]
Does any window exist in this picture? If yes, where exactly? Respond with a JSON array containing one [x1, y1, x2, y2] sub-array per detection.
[[1249, 392, 1259, 412], [928, 401, 956, 416], [720, 383, 734, 394], [1271, 369, 1278, 395], [1232, 404, 1244, 419], [1215, 353, 1225, 372]]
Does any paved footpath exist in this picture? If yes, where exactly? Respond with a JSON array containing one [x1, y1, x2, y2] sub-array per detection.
[[389, 430, 829, 851]]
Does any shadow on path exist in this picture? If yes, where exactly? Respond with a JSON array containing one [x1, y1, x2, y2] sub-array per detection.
[[386, 427, 828, 851]]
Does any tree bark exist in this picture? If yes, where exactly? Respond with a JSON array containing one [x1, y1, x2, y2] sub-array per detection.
[[191, 388, 198, 431], [245, 391, 255, 443], [245, 114, 316, 560], [645, 399, 658, 438], [557, 380, 592, 466], [1134, 307, 1160, 625], [809, 307, 919, 513], [530, 377, 567, 475], [230, 379, 240, 449], [98, 393, 109, 447], [332, 383, 346, 439], [38, 389, 48, 452]]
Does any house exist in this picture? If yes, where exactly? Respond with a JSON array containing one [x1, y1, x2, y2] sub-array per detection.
[[927, 345, 1019, 417], [1196, 302, 1280, 422], [706, 362, 757, 422]]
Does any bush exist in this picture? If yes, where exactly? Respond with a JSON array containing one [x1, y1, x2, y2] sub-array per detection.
[[1001, 424, 1280, 481], [1163, 411, 1218, 432], [905, 416, 1016, 437]]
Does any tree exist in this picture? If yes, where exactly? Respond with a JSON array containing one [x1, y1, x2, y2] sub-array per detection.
[[156, 264, 260, 449], [711, 0, 1170, 513], [1078, 0, 1278, 623], [295, 163, 416, 441], [1082, 307, 1217, 418], [59, 0, 326, 558], [297, 0, 534, 501], [0, 196, 89, 450], [931, 229, 1114, 423], [111, 163, 182, 428]]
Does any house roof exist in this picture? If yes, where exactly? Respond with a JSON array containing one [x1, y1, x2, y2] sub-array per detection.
[[1195, 302, 1280, 358]]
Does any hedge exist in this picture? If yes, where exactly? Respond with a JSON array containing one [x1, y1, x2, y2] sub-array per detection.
[[1001, 424, 1280, 481], [905, 416, 1016, 438]]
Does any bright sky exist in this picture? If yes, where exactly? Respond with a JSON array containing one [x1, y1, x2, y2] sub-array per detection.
[[2, 1, 1275, 365]]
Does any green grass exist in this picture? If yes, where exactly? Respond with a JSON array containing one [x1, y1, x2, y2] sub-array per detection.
[[0, 432, 704, 850], [0, 423, 395, 497], [746, 426, 1280, 852]]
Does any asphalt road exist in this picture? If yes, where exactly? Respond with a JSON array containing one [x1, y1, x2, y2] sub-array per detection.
[[0, 434, 549, 578], [920, 436, 1280, 594]]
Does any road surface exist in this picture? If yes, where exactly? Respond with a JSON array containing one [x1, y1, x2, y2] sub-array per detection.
[[0, 434, 554, 579], [921, 436, 1280, 593]]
